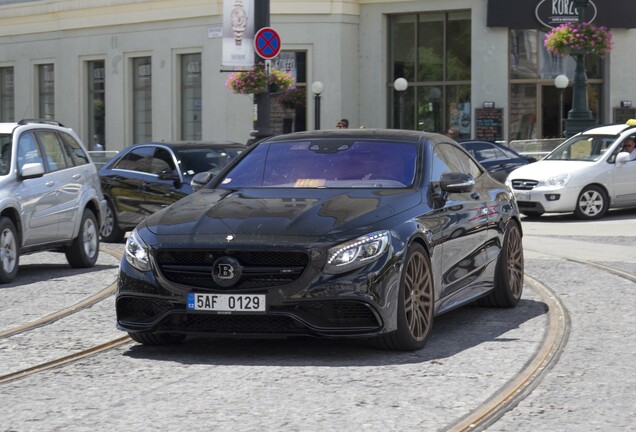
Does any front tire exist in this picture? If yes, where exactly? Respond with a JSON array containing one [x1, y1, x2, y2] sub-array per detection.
[[478, 221, 524, 307], [375, 243, 434, 351], [574, 185, 608, 220], [66, 209, 99, 268], [0, 217, 19, 284]]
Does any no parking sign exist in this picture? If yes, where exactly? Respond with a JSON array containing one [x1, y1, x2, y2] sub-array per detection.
[[254, 27, 281, 60]]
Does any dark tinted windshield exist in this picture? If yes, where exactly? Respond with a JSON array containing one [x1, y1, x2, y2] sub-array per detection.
[[219, 140, 418, 188]]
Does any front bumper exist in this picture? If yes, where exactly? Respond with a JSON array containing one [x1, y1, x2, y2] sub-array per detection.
[[511, 185, 579, 214], [116, 247, 403, 339]]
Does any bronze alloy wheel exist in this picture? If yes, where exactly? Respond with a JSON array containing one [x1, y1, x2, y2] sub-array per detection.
[[478, 221, 524, 308], [506, 223, 524, 301], [404, 247, 434, 342], [372, 243, 434, 351]]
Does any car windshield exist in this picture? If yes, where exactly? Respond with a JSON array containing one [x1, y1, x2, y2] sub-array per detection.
[[545, 135, 616, 162], [0, 134, 11, 176], [218, 139, 418, 189], [176, 147, 244, 175]]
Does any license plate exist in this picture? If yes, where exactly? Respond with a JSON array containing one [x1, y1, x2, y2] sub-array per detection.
[[187, 293, 266, 313], [515, 192, 531, 201]]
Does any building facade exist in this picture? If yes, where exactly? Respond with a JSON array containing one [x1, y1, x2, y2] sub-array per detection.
[[0, 0, 634, 151]]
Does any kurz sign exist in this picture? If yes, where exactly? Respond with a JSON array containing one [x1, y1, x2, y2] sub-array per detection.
[[535, 0, 598, 28]]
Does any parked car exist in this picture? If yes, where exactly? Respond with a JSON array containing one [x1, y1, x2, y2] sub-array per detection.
[[460, 140, 536, 182], [99, 141, 245, 242], [116, 129, 524, 351], [506, 122, 636, 219], [0, 119, 106, 284]]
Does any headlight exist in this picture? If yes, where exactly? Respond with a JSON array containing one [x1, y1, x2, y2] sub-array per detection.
[[325, 230, 390, 274], [543, 173, 570, 187], [125, 229, 151, 272]]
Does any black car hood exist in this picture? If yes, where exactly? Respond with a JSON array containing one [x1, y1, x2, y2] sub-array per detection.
[[144, 188, 421, 238]]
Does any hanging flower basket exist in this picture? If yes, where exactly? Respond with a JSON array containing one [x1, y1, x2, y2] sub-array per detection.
[[544, 22, 613, 57], [226, 65, 295, 95], [277, 88, 306, 109]]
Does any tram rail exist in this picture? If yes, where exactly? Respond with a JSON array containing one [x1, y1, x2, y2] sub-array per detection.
[[1, 250, 633, 430]]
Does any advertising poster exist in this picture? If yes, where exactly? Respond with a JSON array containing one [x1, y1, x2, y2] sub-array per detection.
[[222, 0, 254, 68]]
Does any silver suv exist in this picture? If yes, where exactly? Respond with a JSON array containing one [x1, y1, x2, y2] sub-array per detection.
[[0, 119, 106, 283]]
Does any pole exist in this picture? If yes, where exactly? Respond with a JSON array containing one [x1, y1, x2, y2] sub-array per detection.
[[314, 94, 321, 130], [559, 88, 564, 137], [251, 0, 272, 142], [565, 0, 595, 137], [398, 92, 405, 130]]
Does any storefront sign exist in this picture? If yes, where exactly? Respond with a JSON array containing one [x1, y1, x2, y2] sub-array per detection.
[[535, 0, 597, 28], [487, 0, 636, 29]]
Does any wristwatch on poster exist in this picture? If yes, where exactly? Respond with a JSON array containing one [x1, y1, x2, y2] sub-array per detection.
[[231, 0, 248, 46]]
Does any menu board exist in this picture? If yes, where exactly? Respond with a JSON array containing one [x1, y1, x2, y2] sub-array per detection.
[[475, 108, 503, 142], [613, 107, 636, 124]]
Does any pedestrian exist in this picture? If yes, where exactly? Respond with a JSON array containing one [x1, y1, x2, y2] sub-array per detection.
[[445, 128, 457, 139], [336, 119, 349, 129]]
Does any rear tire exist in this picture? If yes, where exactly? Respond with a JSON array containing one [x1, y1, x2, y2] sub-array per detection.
[[574, 185, 608, 220], [374, 243, 434, 351], [66, 209, 99, 268], [478, 221, 524, 307], [100, 199, 125, 243], [128, 331, 186, 345], [0, 217, 19, 284]]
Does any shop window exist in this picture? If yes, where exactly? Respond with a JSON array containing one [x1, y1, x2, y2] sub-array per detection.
[[389, 11, 471, 138], [509, 29, 604, 141], [271, 51, 307, 134], [133, 57, 152, 144], [0, 67, 14, 122], [38, 64, 54, 120], [180, 53, 202, 141]]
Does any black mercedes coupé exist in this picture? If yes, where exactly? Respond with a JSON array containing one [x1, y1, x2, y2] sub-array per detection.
[[116, 129, 524, 351]]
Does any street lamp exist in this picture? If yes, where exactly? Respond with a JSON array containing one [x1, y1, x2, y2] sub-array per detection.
[[311, 81, 324, 130], [393, 78, 408, 129], [565, 0, 594, 137], [554, 74, 569, 137]]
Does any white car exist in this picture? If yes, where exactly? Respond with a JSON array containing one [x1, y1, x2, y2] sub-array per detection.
[[505, 122, 636, 219]]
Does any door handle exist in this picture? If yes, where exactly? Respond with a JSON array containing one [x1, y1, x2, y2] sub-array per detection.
[[45, 181, 55, 187], [73, 174, 81, 180]]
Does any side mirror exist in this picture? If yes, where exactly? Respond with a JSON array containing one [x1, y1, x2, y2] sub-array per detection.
[[615, 151, 631, 166], [20, 162, 45, 179], [440, 172, 475, 193], [191, 171, 214, 192]]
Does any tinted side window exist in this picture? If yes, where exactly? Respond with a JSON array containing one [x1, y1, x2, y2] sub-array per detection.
[[449, 146, 483, 178], [0, 134, 11, 175], [17, 131, 44, 171], [150, 147, 176, 174], [59, 132, 89, 166], [113, 147, 154, 173], [38, 130, 70, 172]]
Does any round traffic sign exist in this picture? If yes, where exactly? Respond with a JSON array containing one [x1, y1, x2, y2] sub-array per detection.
[[254, 27, 281, 60]]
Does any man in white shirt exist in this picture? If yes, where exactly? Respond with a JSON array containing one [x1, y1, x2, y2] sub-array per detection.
[[623, 138, 636, 160]]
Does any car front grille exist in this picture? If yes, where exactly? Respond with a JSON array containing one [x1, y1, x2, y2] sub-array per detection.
[[510, 179, 538, 190], [154, 249, 309, 290]]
